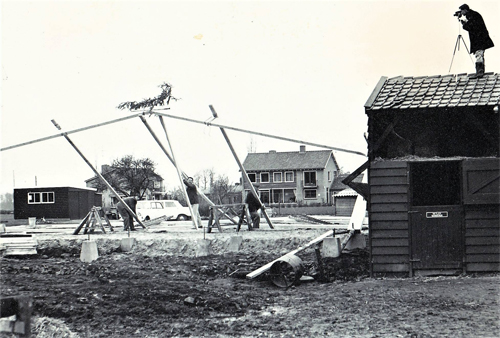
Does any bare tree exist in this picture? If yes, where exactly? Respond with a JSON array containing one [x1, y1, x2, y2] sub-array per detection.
[[247, 136, 257, 153], [194, 168, 215, 191], [211, 174, 233, 204], [88, 155, 162, 199]]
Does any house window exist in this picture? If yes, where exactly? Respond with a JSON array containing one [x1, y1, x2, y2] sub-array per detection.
[[259, 190, 270, 204], [272, 189, 284, 203], [248, 173, 256, 183], [284, 189, 296, 203], [328, 171, 332, 182], [28, 192, 55, 204], [304, 171, 317, 186], [273, 172, 282, 183], [304, 189, 317, 199], [285, 171, 294, 182], [260, 172, 270, 183]]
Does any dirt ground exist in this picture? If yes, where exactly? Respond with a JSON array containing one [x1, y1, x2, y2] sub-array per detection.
[[1, 219, 499, 337]]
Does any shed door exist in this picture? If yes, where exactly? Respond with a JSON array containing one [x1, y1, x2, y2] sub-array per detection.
[[409, 161, 463, 270]]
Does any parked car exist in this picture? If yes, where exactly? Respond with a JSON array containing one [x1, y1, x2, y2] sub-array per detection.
[[136, 200, 191, 221]]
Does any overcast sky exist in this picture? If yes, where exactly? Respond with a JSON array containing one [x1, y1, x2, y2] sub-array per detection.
[[1, 0, 499, 195]]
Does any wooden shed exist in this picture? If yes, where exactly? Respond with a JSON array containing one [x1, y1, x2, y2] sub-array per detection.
[[14, 187, 102, 220], [359, 73, 499, 277]]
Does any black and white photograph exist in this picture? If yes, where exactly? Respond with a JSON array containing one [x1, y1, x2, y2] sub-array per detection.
[[1, 1, 499, 337]]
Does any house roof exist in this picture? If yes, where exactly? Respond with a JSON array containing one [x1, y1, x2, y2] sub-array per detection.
[[242, 150, 338, 171], [330, 173, 364, 191], [365, 73, 500, 111], [334, 188, 358, 197]]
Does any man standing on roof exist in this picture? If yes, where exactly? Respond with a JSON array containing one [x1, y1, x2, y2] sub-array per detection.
[[245, 184, 262, 229], [457, 4, 494, 78]]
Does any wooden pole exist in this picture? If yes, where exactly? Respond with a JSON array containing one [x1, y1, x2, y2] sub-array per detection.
[[157, 116, 199, 229], [2, 113, 144, 152], [151, 111, 366, 156], [139, 116, 239, 225], [51, 119, 147, 229], [209, 105, 274, 229]]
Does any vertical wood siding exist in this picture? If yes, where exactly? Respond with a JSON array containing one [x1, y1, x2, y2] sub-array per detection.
[[369, 161, 410, 274]]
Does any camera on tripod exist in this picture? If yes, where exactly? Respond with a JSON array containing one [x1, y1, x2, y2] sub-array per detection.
[[453, 10, 462, 18]]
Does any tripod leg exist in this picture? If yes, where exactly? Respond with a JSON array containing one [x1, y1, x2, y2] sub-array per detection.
[[448, 36, 461, 73]]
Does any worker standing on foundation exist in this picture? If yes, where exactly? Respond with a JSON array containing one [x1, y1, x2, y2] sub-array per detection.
[[183, 177, 203, 228], [245, 184, 262, 229], [116, 196, 138, 231]]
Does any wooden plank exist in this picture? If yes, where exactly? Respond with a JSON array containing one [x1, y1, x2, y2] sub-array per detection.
[[372, 247, 409, 255], [466, 254, 500, 263], [371, 238, 409, 247], [370, 212, 408, 221], [370, 221, 409, 230], [370, 176, 408, 186], [372, 263, 408, 273], [246, 229, 347, 279], [465, 228, 500, 237], [370, 203, 408, 213], [370, 185, 408, 194], [465, 237, 500, 245], [370, 168, 408, 177], [371, 194, 408, 203], [371, 161, 408, 169], [371, 230, 408, 239], [465, 208, 500, 219], [466, 246, 500, 254], [372, 255, 408, 264], [465, 219, 500, 229], [466, 262, 500, 272]]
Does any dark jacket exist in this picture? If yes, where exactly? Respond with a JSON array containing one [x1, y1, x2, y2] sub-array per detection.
[[117, 197, 137, 213], [245, 192, 262, 212], [461, 9, 494, 54], [183, 179, 199, 204]]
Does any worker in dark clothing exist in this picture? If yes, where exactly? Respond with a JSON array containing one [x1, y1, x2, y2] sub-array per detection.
[[183, 177, 202, 229], [245, 184, 262, 229], [116, 196, 138, 231], [457, 4, 494, 78]]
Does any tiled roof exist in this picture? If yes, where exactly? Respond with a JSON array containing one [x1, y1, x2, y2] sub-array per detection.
[[365, 73, 500, 111], [330, 173, 364, 191], [242, 150, 336, 171]]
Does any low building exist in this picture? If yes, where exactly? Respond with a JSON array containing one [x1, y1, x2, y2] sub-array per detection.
[[242, 145, 339, 206], [355, 73, 500, 277], [13, 186, 101, 220]]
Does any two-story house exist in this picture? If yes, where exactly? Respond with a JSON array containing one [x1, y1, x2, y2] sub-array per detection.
[[241, 145, 339, 206]]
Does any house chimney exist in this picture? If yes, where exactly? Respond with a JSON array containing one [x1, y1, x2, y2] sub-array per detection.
[[299, 145, 306, 153]]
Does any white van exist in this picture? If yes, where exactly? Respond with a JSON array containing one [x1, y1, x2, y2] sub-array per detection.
[[136, 200, 191, 221]]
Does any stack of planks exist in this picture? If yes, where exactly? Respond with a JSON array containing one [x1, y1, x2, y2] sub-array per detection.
[[0, 233, 37, 256]]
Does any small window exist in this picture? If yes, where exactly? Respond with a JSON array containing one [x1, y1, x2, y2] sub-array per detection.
[[304, 189, 317, 199], [328, 171, 332, 182], [285, 171, 294, 182], [304, 171, 317, 186], [248, 173, 256, 183], [260, 172, 270, 183], [273, 172, 282, 183], [27, 192, 55, 204]]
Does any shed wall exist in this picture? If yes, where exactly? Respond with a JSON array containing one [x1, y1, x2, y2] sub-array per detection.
[[369, 161, 409, 274]]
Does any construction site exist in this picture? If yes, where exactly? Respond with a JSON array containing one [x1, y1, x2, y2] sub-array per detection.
[[2, 3, 500, 337]]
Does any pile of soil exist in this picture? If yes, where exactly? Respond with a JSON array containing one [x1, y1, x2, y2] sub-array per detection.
[[2, 247, 499, 337]]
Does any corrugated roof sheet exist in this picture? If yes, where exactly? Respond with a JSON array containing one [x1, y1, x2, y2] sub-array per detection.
[[365, 73, 500, 111], [242, 150, 335, 171]]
